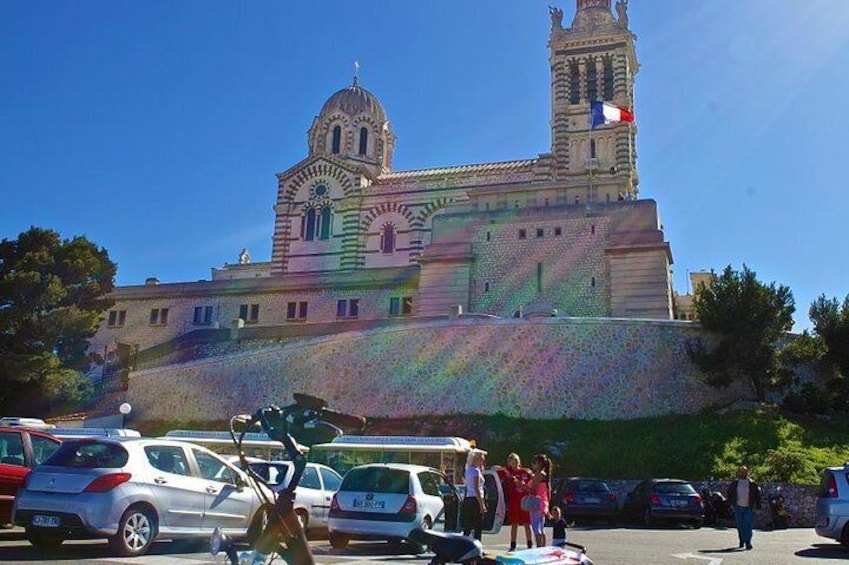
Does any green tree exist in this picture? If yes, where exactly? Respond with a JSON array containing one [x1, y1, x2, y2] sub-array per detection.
[[0, 227, 116, 415], [809, 294, 849, 377], [688, 265, 795, 401]]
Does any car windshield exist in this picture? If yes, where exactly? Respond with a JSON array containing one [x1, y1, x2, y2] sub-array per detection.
[[249, 462, 292, 487], [655, 482, 696, 495], [571, 480, 610, 493], [341, 467, 410, 494], [45, 440, 128, 468]]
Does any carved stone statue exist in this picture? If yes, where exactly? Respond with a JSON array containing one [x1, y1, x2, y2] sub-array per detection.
[[615, 0, 629, 29], [549, 5, 563, 30], [238, 248, 251, 264]]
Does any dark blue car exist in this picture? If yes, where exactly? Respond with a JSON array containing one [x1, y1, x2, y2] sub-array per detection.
[[553, 477, 619, 524], [623, 479, 704, 528]]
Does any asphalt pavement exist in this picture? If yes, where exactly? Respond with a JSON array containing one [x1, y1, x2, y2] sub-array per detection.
[[0, 524, 844, 565]]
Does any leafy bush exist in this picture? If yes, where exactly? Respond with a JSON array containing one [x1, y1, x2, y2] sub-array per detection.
[[783, 383, 831, 414]]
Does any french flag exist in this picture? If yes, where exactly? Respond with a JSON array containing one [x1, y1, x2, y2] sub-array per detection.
[[590, 101, 634, 129]]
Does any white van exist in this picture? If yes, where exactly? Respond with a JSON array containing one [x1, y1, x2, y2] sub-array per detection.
[[309, 436, 473, 485], [0, 417, 53, 430]]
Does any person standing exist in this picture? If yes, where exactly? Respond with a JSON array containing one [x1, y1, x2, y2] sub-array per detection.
[[527, 453, 552, 548], [550, 505, 568, 547], [462, 448, 487, 540], [493, 453, 534, 551], [726, 466, 762, 550]]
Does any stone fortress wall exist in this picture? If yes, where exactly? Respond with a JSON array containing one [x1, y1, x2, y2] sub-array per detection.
[[125, 316, 747, 423]]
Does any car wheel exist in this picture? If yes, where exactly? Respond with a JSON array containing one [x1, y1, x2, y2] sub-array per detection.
[[109, 505, 157, 557], [407, 517, 431, 554], [692, 519, 703, 529], [643, 508, 654, 527], [25, 529, 65, 551], [295, 509, 309, 532], [247, 504, 273, 546], [841, 523, 849, 548], [329, 531, 348, 549]]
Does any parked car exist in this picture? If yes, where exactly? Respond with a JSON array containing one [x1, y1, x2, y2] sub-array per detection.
[[553, 477, 619, 524], [623, 479, 704, 528], [327, 463, 461, 552], [228, 456, 342, 532], [0, 427, 61, 525], [0, 417, 53, 430], [12, 437, 273, 556], [815, 463, 849, 547]]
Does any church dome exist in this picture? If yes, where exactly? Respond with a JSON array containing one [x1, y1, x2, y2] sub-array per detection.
[[318, 78, 387, 124]]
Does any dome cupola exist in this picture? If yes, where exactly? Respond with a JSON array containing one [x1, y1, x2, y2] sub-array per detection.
[[308, 75, 395, 175]]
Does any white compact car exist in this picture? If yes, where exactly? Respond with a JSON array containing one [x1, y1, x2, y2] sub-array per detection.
[[13, 437, 273, 556], [228, 457, 342, 531], [327, 463, 462, 552], [815, 463, 849, 547]]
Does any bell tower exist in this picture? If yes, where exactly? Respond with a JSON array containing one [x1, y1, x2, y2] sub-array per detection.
[[548, 0, 639, 198]]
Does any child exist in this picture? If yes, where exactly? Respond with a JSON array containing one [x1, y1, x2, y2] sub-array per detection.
[[550, 505, 568, 547]]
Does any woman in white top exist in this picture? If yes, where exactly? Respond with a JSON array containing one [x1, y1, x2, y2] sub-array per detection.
[[461, 448, 487, 540]]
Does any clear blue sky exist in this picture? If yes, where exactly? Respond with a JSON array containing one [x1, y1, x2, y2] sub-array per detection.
[[2, 0, 848, 332]]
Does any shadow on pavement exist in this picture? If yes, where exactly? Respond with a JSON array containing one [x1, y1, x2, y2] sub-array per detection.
[[795, 543, 849, 560]]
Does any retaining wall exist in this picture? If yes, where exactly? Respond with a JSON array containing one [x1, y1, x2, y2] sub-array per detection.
[[125, 317, 749, 422]]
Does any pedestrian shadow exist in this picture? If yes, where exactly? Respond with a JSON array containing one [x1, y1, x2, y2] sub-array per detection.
[[697, 547, 747, 554], [795, 543, 849, 560]]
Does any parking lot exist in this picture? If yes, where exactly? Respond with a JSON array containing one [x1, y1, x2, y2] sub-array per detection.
[[0, 524, 844, 565]]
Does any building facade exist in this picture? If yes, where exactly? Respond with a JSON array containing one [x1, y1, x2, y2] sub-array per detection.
[[90, 0, 674, 358]]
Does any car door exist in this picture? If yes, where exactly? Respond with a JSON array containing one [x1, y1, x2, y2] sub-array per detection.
[[316, 466, 342, 527], [420, 470, 459, 532], [143, 444, 205, 530], [190, 447, 257, 532], [296, 465, 325, 526], [481, 468, 505, 534], [0, 430, 29, 522]]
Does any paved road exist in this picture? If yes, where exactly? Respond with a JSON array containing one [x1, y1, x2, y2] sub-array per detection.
[[0, 525, 844, 565]]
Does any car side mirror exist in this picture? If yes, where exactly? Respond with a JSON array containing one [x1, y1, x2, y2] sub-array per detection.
[[233, 474, 246, 492]]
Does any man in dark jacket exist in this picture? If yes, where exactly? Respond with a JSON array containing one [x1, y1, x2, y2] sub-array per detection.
[[726, 466, 762, 550]]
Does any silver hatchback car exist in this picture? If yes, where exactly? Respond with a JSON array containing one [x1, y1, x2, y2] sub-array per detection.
[[227, 457, 342, 531], [815, 463, 849, 547], [12, 437, 273, 556]]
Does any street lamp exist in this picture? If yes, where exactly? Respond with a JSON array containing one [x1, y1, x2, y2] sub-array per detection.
[[119, 402, 132, 428]]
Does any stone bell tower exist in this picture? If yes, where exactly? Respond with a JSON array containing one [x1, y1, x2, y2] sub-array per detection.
[[548, 0, 639, 198]]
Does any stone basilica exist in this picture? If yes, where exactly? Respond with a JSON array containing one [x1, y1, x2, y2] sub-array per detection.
[[91, 0, 675, 358]]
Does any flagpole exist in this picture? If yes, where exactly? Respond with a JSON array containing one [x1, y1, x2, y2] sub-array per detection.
[[587, 102, 593, 202]]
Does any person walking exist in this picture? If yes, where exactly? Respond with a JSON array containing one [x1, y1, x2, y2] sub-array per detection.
[[462, 448, 488, 540], [726, 465, 762, 550], [493, 453, 534, 551], [527, 453, 552, 548]]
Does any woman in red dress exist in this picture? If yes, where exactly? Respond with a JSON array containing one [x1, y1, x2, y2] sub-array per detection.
[[494, 452, 534, 551]]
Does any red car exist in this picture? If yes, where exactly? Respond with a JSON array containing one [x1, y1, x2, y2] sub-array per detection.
[[0, 426, 61, 524]]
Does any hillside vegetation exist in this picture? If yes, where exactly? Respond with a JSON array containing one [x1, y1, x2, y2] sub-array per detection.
[[140, 406, 849, 485]]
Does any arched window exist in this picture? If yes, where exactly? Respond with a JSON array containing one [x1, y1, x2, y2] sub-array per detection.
[[590, 139, 597, 158], [331, 126, 341, 154], [358, 127, 368, 156], [381, 225, 395, 253], [586, 60, 598, 102], [319, 206, 332, 240], [603, 57, 614, 101], [304, 208, 317, 241], [569, 61, 580, 104]]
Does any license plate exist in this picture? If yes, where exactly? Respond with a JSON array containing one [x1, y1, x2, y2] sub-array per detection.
[[670, 499, 687, 507], [584, 497, 601, 504], [32, 514, 60, 528], [353, 499, 385, 509]]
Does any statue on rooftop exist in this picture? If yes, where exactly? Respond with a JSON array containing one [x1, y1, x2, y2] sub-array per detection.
[[615, 0, 629, 29], [238, 248, 251, 264], [549, 5, 563, 30]]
